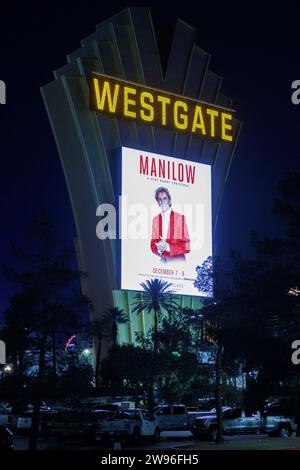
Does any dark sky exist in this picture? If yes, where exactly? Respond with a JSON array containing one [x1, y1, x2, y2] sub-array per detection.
[[0, 2, 299, 317]]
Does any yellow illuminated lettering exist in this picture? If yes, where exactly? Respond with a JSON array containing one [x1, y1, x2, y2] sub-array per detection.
[[221, 112, 233, 142], [157, 95, 171, 126], [206, 109, 219, 137], [93, 79, 119, 112], [124, 86, 137, 118], [91, 74, 235, 143], [140, 91, 154, 122], [192, 105, 206, 135], [174, 100, 188, 130]]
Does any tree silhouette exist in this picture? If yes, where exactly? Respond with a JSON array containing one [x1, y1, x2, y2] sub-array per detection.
[[131, 278, 180, 410], [2, 209, 88, 450], [92, 307, 128, 389]]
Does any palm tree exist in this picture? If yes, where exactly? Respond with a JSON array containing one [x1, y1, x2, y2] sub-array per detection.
[[91, 318, 107, 390], [103, 307, 128, 345], [92, 307, 128, 389], [132, 279, 180, 410]]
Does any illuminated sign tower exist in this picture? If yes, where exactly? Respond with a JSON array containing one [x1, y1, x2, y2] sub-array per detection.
[[41, 8, 241, 369]]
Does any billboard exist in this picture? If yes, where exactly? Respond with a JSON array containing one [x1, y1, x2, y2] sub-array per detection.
[[120, 147, 212, 297]]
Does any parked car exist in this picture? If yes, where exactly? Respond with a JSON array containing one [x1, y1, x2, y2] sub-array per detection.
[[0, 426, 13, 451], [154, 404, 187, 431], [42, 409, 113, 442], [193, 406, 296, 440], [262, 405, 296, 437], [153, 404, 225, 432], [187, 408, 227, 434], [99, 408, 160, 443], [16, 410, 58, 434], [193, 407, 260, 440]]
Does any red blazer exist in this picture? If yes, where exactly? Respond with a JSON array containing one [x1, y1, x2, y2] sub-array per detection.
[[151, 210, 190, 258]]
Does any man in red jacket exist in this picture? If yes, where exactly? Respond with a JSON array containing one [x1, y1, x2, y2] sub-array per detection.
[[151, 187, 190, 263]]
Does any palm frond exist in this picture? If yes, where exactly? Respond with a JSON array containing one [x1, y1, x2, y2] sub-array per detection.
[[132, 278, 180, 315], [103, 307, 129, 324]]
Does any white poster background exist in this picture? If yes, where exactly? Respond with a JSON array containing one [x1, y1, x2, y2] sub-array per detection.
[[121, 147, 212, 297]]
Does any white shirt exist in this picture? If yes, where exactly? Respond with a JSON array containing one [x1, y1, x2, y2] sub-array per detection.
[[161, 207, 171, 252], [162, 207, 171, 240]]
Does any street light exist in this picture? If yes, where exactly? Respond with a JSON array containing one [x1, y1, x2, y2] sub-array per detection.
[[4, 365, 12, 373]]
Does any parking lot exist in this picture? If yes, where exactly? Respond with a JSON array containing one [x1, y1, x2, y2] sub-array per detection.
[[13, 431, 300, 451]]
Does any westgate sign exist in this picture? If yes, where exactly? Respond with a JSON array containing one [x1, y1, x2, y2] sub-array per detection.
[[89, 73, 234, 143]]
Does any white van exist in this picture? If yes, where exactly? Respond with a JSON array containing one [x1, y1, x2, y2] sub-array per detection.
[[154, 404, 187, 431]]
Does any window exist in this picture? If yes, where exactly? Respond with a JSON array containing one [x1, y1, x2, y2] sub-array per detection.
[[142, 411, 152, 420], [116, 410, 139, 420], [173, 406, 185, 415], [225, 408, 241, 420]]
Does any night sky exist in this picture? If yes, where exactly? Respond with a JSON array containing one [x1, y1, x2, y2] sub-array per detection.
[[0, 2, 299, 317]]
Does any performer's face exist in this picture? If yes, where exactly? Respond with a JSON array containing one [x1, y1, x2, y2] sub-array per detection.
[[157, 191, 171, 213]]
